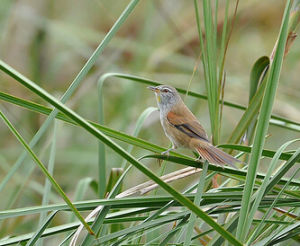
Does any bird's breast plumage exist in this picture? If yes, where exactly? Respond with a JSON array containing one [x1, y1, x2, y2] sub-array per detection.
[[160, 108, 192, 148]]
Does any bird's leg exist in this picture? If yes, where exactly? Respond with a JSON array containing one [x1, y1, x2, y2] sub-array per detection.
[[161, 144, 177, 155]]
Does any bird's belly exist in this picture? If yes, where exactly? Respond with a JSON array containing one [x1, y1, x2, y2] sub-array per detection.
[[161, 117, 190, 148]]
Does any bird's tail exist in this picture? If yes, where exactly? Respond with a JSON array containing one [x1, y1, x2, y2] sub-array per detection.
[[195, 144, 240, 168]]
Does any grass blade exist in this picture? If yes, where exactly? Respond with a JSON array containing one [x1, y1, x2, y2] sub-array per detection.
[[26, 211, 58, 246], [37, 122, 57, 246], [246, 56, 270, 144], [236, 1, 292, 240], [184, 161, 209, 246], [142, 155, 300, 187]]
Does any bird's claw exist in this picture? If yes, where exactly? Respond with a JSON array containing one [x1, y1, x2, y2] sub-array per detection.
[[161, 149, 171, 155]]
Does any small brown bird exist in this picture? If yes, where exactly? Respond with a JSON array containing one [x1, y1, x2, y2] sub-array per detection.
[[148, 85, 240, 167]]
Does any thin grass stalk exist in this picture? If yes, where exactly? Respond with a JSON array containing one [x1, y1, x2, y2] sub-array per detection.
[[236, 1, 292, 241], [97, 78, 106, 198], [0, 109, 94, 235], [202, 0, 219, 144], [193, 0, 213, 137], [26, 211, 58, 246], [218, 0, 230, 89], [37, 122, 57, 246], [217, 1, 239, 134], [217, 0, 230, 130], [184, 161, 209, 246], [214, 0, 219, 59], [0, 0, 140, 195]]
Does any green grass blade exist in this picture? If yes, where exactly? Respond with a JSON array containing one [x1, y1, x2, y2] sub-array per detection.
[[69, 177, 94, 223], [80, 167, 133, 246], [2, 79, 300, 133], [26, 211, 58, 246], [227, 73, 268, 145], [218, 144, 297, 162], [236, 1, 292, 241], [97, 75, 106, 198], [249, 56, 269, 104], [202, 0, 219, 144], [142, 155, 300, 187], [0, 109, 94, 235], [246, 56, 270, 144], [159, 216, 189, 246], [1, 91, 298, 164], [90, 73, 300, 131], [1, 193, 299, 221], [184, 161, 209, 246], [264, 148, 300, 195], [95, 212, 187, 245], [37, 122, 57, 246]]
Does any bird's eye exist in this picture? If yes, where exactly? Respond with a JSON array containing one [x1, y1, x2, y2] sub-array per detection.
[[162, 89, 169, 93]]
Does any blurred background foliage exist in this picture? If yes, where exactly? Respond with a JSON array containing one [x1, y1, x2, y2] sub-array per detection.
[[0, 0, 300, 242]]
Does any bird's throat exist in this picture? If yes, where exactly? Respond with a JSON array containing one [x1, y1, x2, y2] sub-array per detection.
[[155, 93, 161, 103]]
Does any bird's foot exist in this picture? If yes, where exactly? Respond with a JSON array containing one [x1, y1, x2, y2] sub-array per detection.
[[161, 149, 171, 155]]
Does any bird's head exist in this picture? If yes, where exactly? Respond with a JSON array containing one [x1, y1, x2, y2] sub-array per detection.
[[147, 85, 181, 110]]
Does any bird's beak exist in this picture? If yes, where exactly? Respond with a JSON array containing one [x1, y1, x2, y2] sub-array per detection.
[[147, 86, 159, 92]]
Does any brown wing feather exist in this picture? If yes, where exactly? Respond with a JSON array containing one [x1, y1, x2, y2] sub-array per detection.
[[167, 110, 208, 142]]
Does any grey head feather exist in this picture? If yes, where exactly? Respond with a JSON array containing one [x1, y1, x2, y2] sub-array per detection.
[[154, 85, 182, 114]]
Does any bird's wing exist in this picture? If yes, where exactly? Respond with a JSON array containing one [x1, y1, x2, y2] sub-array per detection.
[[167, 111, 209, 142]]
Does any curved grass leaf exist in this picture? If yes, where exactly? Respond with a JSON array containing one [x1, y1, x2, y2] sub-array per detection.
[[249, 56, 269, 103], [246, 56, 270, 143], [184, 161, 208, 245], [218, 144, 298, 162], [95, 73, 300, 132]]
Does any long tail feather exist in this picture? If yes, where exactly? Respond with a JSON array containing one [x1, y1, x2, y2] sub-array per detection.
[[196, 145, 240, 168]]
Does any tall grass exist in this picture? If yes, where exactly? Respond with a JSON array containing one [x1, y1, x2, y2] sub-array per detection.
[[0, 1, 300, 246]]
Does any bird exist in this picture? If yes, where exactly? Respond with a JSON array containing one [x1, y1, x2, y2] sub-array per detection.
[[148, 85, 240, 168]]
